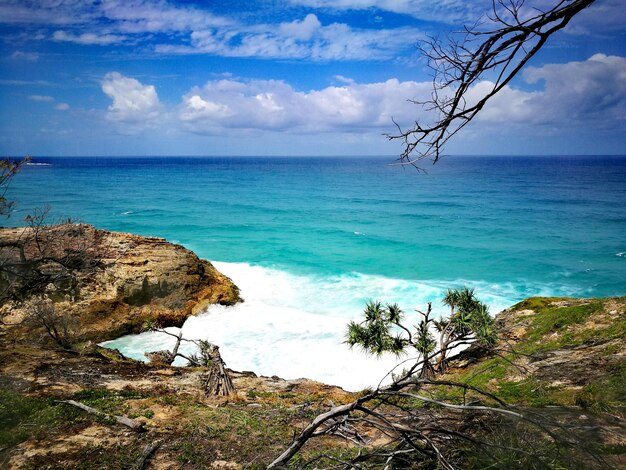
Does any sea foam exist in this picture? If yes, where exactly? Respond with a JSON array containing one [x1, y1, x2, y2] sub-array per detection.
[[103, 261, 580, 391]]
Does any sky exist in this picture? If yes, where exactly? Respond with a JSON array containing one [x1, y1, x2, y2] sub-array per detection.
[[0, 0, 624, 157]]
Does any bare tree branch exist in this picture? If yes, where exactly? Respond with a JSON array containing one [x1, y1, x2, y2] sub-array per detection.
[[386, 0, 596, 168]]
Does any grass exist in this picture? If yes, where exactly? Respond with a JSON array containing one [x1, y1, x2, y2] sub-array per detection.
[[574, 362, 626, 411], [0, 388, 84, 450], [171, 401, 323, 467], [70, 387, 148, 417], [18, 441, 146, 470], [437, 297, 625, 409], [2, 296, 623, 468], [522, 300, 604, 348]]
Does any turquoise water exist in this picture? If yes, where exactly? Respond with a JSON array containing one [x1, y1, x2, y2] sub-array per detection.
[[6, 156, 626, 389]]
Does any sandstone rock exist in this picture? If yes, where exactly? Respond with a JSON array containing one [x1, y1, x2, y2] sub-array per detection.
[[1, 224, 241, 343]]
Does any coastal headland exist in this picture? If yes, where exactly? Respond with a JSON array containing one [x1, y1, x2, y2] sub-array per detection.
[[0, 225, 623, 468], [1, 224, 241, 344]]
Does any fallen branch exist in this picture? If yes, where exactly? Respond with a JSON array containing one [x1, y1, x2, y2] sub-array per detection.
[[59, 399, 145, 432], [134, 441, 160, 469]]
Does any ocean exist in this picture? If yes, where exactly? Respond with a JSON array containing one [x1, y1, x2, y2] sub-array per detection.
[[6, 156, 626, 390]]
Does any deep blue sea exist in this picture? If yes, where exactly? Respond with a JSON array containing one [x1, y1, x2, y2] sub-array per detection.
[[6, 156, 626, 389]]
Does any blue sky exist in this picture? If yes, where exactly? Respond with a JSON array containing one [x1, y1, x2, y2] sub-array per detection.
[[0, 0, 624, 156]]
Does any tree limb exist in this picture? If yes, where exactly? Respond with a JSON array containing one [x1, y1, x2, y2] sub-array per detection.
[[59, 399, 145, 432]]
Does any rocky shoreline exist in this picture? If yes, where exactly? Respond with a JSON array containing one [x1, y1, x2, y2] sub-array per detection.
[[1, 224, 241, 343], [0, 225, 624, 468]]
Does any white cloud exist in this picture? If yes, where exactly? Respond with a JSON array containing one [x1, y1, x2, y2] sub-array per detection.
[[290, 0, 625, 36], [473, 54, 626, 126], [334, 75, 356, 85], [279, 13, 322, 40], [55, 103, 70, 111], [28, 94, 54, 102], [0, 1, 423, 61], [288, 0, 488, 23], [0, 0, 98, 25], [100, 0, 231, 34], [176, 54, 626, 137], [560, 0, 626, 35], [53, 30, 127, 45], [179, 78, 431, 134], [102, 72, 161, 124], [10, 51, 39, 61], [157, 14, 421, 60]]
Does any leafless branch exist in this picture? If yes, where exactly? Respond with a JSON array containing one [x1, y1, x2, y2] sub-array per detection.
[[59, 399, 145, 432], [386, 0, 596, 168]]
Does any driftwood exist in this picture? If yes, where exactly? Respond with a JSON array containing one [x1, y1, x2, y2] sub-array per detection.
[[145, 329, 182, 365], [203, 344, 235, 396], [133, 441, 160, 470], [146, 328, 236, 397], [59, 399, 145, 432]]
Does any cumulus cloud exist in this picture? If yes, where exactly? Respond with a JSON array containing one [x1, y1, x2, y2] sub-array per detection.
[[53, 30, 127, 45], [102, 72, 161, 123], [472, 54, 626, 127], [560, 0, 626, 35], [279, 13, 322, 40], [55, 103, 70, 111], [176, 54, 626, 136], [28, 94, 54, 102], [178, 78, 431, 134]]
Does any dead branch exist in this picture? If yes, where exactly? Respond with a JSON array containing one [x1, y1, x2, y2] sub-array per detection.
[[59, 399, 145, 432], [1, 219, 106, 306], [145, 327, 236, 396], [144, 328, 183, 365], [386, 0, 596, 168], [202, 343, 236, 396], [133, 441, 161, 470]]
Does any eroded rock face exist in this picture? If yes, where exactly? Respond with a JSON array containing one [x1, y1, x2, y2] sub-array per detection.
[[447, 296, 625, 397], [0, 224, 241, 342]]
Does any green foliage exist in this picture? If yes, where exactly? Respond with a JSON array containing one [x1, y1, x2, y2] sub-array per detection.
[[0, 388, 84, 449], [524, 301, 603, 343], [186, 339, 215, 367], [346, 301, 409, 356], [443, 287, 497, 348], [346, 288, 496, 378]]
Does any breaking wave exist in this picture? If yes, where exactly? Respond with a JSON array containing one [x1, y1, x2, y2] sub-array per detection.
[[103, 261, 584, 391]]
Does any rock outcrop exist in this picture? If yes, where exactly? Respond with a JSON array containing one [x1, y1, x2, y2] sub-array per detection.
[[445, 296, 625, 408], [0, 224, 241, 342]]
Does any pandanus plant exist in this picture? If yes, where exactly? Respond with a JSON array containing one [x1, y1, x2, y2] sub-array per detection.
[[346, 287, 496, 378]]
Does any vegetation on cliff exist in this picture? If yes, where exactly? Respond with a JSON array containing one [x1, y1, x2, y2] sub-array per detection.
[[1, 296, 623, 468]]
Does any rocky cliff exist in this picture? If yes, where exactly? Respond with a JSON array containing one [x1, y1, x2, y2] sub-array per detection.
[[0, 224, 241, 342], [446, 296, 625, 409]]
